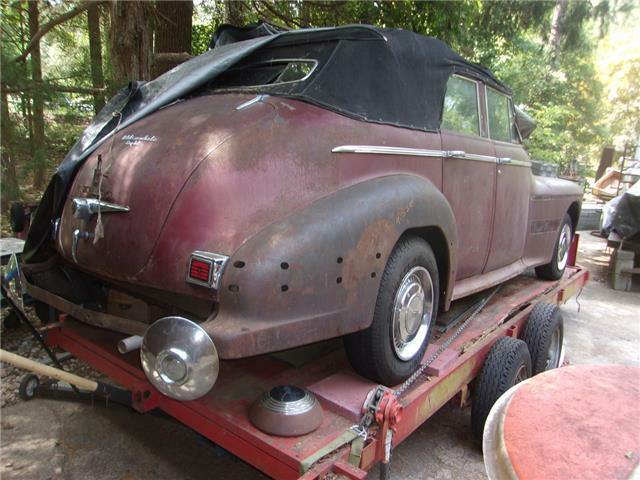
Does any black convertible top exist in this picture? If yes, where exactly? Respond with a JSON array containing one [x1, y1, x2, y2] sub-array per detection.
[[224, 24, 510, 131], [24, 24, 511, 262]]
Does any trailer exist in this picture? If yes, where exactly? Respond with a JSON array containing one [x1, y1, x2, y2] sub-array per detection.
[[4, 239, 588, 480]]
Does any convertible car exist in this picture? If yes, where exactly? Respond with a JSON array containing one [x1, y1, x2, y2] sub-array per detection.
[[22, 25, 581, 400]]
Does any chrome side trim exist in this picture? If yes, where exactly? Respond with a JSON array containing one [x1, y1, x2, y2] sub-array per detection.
[[498, 157, 532, 168], [449, 151, 497, 163], [332, 145, 448, 157], [332, 145, 532, 167]]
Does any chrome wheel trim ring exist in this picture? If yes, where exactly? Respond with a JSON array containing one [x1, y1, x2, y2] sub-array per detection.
[[546, 326, 562, 370], [514, 364, 529, 384], [556, 224, 572, 271], [391, 266, 434, 361]]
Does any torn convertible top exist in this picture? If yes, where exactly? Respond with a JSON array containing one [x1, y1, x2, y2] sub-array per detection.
[[24, 24, 510, 262]]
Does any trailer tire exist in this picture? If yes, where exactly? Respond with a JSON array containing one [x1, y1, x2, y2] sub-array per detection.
[[19, 374, 39, 401], [344, 236, 439, 386], [471, 337, 531, 446], [522, 303, 564, 375]]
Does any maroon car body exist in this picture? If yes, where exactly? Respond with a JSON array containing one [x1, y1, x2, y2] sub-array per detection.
[[23, 25, 581, 391]]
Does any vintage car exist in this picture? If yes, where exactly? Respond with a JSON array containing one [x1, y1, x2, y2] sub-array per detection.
[[22, 25, 581, 400]]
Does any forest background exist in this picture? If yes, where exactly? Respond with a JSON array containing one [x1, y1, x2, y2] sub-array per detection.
[[1, 0, 639, 208]]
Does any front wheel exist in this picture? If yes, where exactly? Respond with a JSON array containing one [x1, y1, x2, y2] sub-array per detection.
[[344, 236, 439, 386], [535, 214, 573, 280]]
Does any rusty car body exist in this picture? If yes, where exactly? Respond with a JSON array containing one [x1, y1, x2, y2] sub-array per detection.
[[22, 25, 581, 397]]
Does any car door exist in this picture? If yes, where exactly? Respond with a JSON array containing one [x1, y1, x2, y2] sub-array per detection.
[[441, 75, 496, 280], [483, 86, 531, 272]]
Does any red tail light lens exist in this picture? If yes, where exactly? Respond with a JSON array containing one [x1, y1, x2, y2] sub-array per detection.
[[186, 251, 229, 289], [189, 259, 211, 283]]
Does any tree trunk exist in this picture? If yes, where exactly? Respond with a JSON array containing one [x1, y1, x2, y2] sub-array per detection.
[[1, 92, 22, 204], [224, 1, 245, 26], [28, 0, 47, 190], [549, 0, 568, 62], [87, 2, 105, 114], [153, 1, 193, 78], [108, 1, 154, 84]]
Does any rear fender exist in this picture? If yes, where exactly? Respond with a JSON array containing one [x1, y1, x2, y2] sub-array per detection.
[[205, 174, 457, 358]]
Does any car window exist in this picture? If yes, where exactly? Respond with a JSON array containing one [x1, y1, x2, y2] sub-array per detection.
[[213, 60, 317, 89], [486, 88, 514, 143], [441, 75, 480, 136]]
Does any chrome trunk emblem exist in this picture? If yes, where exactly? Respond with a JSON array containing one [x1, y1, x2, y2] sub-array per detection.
[[72, 198, 130, 221]]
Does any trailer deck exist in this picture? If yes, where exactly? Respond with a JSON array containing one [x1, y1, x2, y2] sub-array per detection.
[[38, 262, 588, 479]]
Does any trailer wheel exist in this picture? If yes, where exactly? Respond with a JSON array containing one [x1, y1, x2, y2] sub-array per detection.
[[19, 374, 39, 401], [522, 303, 564, 375], [471, 337, 531, 446]]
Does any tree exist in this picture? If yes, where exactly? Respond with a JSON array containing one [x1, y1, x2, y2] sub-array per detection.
[[108, 1, 154, 84], [153, 1, 194, 77], [87, 2, 105, 113], [1, 91, 21, 203], [28, 0, 47, 190]]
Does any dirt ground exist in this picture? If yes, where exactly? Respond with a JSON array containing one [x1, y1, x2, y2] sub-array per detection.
[[1, 230, 639, 479]]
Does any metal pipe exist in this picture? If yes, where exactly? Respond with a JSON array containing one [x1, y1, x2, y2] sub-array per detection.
[[117, 335, 143, 354]]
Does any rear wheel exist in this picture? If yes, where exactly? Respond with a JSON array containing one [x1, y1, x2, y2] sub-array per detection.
[[521, 302, 564, 375], [344, 236, 439, 386], [471, 337, 531, 445], [535, 214, 572, 280]]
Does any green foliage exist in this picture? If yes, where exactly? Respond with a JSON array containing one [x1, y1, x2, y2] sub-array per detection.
[[1, 0, 638, 197]]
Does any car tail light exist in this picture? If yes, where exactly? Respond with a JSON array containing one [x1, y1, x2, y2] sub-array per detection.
[[186, 251, 229, 290]]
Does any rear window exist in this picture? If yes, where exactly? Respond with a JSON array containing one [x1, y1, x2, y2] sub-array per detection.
[[209, 42, 337, 93], [214, 60, 317, 89]]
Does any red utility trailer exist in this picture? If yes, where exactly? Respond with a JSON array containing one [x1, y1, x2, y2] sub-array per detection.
[[38, 252, 588, 479]]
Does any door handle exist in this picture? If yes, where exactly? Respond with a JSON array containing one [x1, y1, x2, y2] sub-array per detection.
[[498, 157, 513, 164]]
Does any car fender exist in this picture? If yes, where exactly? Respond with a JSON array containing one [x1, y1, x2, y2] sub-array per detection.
[[203, 174, 457, 358]]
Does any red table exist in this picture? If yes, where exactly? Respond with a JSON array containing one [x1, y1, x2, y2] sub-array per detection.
[[484, 364, 640, 479]]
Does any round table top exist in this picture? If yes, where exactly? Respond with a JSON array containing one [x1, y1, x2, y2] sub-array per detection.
[[484, 364, 640, 480]]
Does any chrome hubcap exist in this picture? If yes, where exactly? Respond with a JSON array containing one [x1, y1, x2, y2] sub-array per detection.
[[556, 224, 572, 271], [392, 266, 434, 361], [546, 327, 562, 370]]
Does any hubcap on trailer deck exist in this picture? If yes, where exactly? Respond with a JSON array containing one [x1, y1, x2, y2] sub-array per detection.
[[392, 266, 434, 361], [556, 224, 572, 271]]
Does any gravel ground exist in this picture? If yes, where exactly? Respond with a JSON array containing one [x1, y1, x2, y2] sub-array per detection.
[[0, 306, 104, 408]]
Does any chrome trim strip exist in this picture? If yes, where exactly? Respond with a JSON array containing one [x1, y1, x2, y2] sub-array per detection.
[[498, 157, 532, 168], [332, 145, 448, 157], [450, 151, 497, 163], [331, 145, 529, 166]]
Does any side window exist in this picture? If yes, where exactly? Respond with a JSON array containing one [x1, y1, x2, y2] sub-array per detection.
[[441, 75, 480, 136], [486, 88, 515, 143]]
